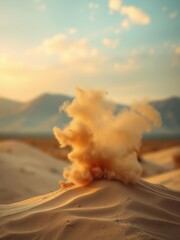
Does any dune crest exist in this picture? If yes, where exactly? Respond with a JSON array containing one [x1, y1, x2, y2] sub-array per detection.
[[0, 180, 180, 240], [54, 88, 161, 186]]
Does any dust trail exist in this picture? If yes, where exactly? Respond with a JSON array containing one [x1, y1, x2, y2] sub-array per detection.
[[54, 88, 161, 187]]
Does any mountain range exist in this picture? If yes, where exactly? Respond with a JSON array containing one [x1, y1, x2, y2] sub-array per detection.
[[0, 94, 179, 137]]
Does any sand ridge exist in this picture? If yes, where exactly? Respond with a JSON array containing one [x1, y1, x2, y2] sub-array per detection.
[[143, 146, 180, 168], [0, 179, 180, 240], [146, 169, 180, 190]]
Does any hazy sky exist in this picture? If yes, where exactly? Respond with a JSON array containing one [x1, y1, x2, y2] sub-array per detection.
[[0, 0, 179, 103]]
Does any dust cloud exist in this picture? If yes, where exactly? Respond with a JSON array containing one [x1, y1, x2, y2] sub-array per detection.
[[54, 88, 161, 187]]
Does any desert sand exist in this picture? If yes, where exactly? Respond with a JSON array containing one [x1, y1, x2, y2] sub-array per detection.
[[140, 146, 180, 178], [146, 169, 180, 191], [0, 140, 68, 204], [143, 146, 180, 170], [0, 89, 180, 240], [0, 179, 180, 240]]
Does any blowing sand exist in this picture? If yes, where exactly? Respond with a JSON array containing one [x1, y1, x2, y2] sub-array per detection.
[[54, 88, 161, 186], [0, 179, 180, 240]]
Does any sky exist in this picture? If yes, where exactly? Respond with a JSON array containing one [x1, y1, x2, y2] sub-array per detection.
[[0, 0, 180, 104]]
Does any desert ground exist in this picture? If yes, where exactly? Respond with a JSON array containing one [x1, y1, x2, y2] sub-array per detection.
[[1, 136, 180, 161], [0, 137, 180, 240]]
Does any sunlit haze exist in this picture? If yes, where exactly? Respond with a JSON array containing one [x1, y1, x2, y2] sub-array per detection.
[[0, 0, 179, 103]]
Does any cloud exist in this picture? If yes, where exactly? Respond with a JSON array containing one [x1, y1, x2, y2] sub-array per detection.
[[169, 12, 178, 19], [33, 0, 46, 11], [114, 57, 140, 73], [130, 47, 157, 58], [102, 38, 119, 49], [109, 0, 122, 12], [40, 34, 103, 65], [120, 6, 150, 25], [88, 2, 99, 22], [89, 13, 96, 22], [121, 19, 130, 29], [173, 46, 180, 66], [68, 28, 77, 35], [161, 7, 167, 12], [108, 0, 150, 29], [175, 47, 180, 55], [88, 2, 99, 9], [1, 29, 149, 99], [27, 33, 107, 75]]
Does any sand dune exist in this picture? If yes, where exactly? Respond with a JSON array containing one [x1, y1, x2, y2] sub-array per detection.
[[141, 159, 169, 177], [143, 146, 180, 169], [0, 140, 68, 204], [0, 89, 179, 239], [146, 169, 180, 190], [0, 179, 179, 240]]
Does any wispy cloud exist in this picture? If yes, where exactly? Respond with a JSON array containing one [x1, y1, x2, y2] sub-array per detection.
[[114, 57, 140, 73], [102, 38, 119, 49], [109, 0, 122, 12], [108, 0, 150, 29], [27, 32, 154, 78], [161, 7, 167, 12], [169, 11, 178, 19], [88, 2, 99, 9], [175, 46, 180, 55], [89, 13, 96, 22], [130, 47, 157, 58], [88, 2, 99, 22], [33, 0, 47, 11], [27, 32, 107, 76], [40, 35, 102, 65], [121, 6, 150, 26], [121, 19, 130, 29], [68, 28, 78, 35]]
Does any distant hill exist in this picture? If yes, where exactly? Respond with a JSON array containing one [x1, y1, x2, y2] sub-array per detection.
[[0, 94, 179, 137], [151, 97, 180, 136], [0, 97, 22, 118], [151, 97, 180, 129], [0, 94, 73, 134]]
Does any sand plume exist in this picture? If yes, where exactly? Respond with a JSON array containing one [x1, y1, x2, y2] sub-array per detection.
[[54, 88, 161, 186]]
